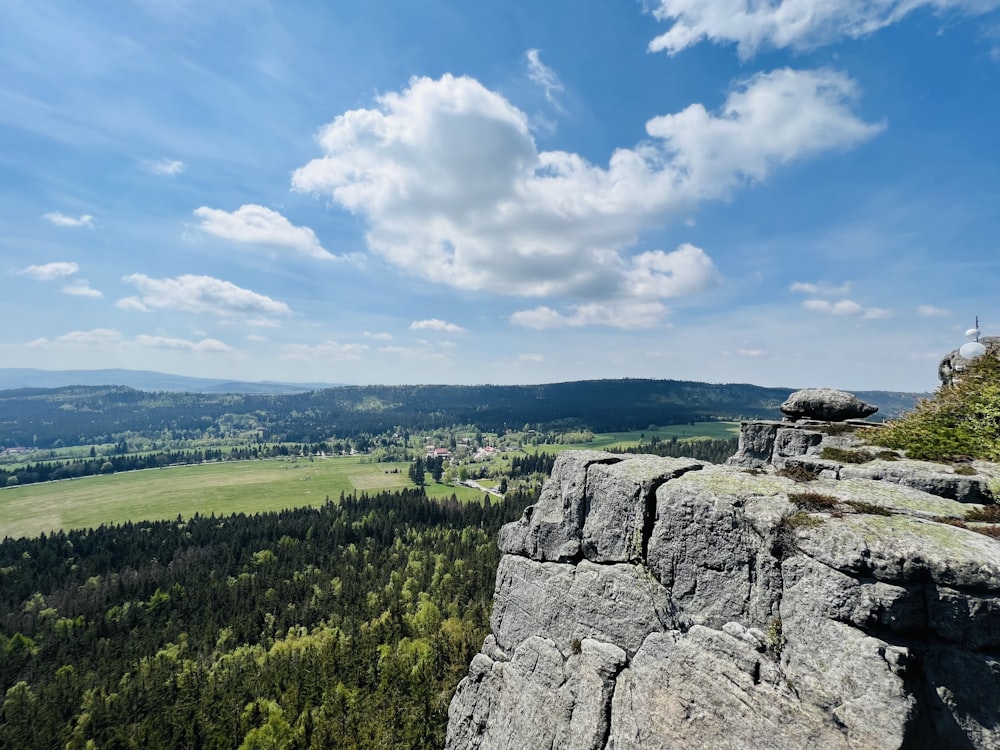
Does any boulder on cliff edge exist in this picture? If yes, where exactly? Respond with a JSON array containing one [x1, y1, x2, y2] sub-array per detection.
[[780, 388, 877, 422]]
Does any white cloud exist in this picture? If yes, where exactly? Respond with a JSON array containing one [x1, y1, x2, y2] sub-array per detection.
[[737, 348, 766, 357], [146, 158, 185, 176], [247, 318, 281, 328], [280, 341, 368, 361], [118, 274, 292, 318], [43, 212, 94, 228], [29, 328, 123, 348], [193, 204, 335, 261], [518, 353, 545, 362], [525, 49, 565, 107], [511, 301, 669, 330], [292, 72, 879, 309], [62, 282, 102, 297], [410, 318, 466, 333], [646, 0, 1000, 57], [247, 333, 267, 342], [364, 331, 394, 340], [790, 280, 852, 296], [18, 261, 79, 280], [134, 334, 232, 352], [917, 304, 951, 317], [803, 298, 891, 319]]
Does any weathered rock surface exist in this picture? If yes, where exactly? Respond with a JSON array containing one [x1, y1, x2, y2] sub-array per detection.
[[780, 388, 878, 421], [446, 434, 1000, 749]]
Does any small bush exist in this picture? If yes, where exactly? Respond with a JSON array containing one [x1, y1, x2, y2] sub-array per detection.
[[776, 465, 818, 482], [789, 492, 839, 512], [933, 516, 969, 529], [812, 424, 856, 436], [874, 450, 900, 461], [966, 505, 1000, 523], [570, 638, 582, 655], [974, 525, 1000, 539], [844, 500, 892, 516], [952, 464, 977, 476], [766, 618, 784, 654], [819, 446, 874, 464]]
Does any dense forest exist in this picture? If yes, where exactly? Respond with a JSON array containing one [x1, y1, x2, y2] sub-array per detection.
[[0, 378, 920, 450], [0, 488, 536, 749]]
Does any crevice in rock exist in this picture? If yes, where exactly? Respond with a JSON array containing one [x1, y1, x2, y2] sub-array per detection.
[[638, 464, 704, 564]]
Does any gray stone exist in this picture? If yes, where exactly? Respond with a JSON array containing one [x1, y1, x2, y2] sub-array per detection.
[[780, 388, 878, 421], [498, 450, 619, 562], [726, 420, 780, 468], [490, 554, 680, 657], [581, 456, 701, 563]]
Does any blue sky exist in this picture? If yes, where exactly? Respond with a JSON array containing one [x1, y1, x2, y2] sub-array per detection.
[[2, 0, 999, 391]]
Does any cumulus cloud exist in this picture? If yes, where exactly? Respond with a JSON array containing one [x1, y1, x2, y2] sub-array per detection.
[[146, 158, 185, 176], [917, 304, 951, 317], [526, 49, 565, 107], [511, 301, 670, 330], [193, 204, 335, 260], [43, 212, 94, 228], [292, 72, 878, 315], [646, 0, 1000, 57], [62, 282, 103, 298], [410, 318, 466, 333], [803, 298, 890, 319], [18, 261, 79, 280], [118, 274, 292, 318], [135, 334, 232, 352], [280, 341, 368, 361]]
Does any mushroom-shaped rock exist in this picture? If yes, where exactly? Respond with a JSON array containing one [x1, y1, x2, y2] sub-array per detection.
[[780, 388, 877, 422]]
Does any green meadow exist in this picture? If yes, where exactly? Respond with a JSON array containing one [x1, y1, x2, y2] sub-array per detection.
[[0, 456, 492, 540]]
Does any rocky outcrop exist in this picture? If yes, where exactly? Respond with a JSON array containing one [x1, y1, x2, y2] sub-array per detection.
[[446, 432, 1000, 749], [780, 388, 878, 421], [939, 335, 1000, 386]]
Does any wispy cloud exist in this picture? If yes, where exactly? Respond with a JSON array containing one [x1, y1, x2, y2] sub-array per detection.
[[646, 0, 1000, 57], [511, 301, 669, 330], [525, 49, 565, 108], [410, 319, 466, 333], [135, 334, 232, 352], [193, 204, 334, 260], [62, 282, 102, 298], [916, 304, 951, 317], [43, 213, 94, 228], [118, 274, 292, 318], [802, 298, 891, 319], [790, 281, 852, 296], [18, 261, 79, 280], [280, 341, 368, 361], [364, 331, 394, 340], [29, 328, 123, 348], [518, 353, 544, 362], [145, 158, 186, 176]]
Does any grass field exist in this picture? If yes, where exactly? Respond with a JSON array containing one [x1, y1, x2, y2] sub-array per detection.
[[533, 422, 740, 453], [0, 423, 738, 540]]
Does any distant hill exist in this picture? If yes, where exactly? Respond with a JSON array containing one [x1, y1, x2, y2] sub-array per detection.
[[0, 378, 926, 450], [0, 368, 336, 394]]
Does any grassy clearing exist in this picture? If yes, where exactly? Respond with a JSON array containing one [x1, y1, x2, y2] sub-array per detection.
[[533, 422, 739, 453], [0, 457, 413, 540]]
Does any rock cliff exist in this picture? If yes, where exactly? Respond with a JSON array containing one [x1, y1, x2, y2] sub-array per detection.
[[445, 427, 1000, 749]]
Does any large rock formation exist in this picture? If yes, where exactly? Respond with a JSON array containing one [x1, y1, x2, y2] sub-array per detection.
[[446, 429, 1000, 749]]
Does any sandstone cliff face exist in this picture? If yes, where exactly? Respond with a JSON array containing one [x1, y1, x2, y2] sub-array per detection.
[[445, 430, 1000, 749]]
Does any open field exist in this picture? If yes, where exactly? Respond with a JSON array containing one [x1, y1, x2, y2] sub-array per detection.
[[533, 421, 740, 453], [0, 457, 417, 540]]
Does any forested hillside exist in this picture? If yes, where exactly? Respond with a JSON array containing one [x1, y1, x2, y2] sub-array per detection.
[[0, 489, 535, 749], [0, 379, 919, 449]]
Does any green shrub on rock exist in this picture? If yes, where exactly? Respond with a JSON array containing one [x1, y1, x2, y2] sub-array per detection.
[[868, 354, 1000, 462]]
